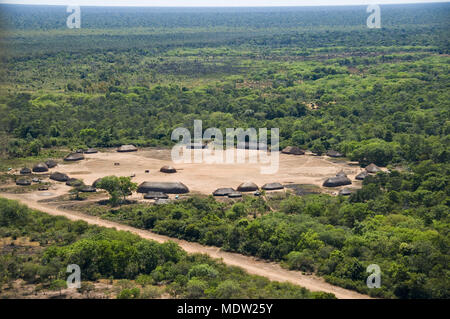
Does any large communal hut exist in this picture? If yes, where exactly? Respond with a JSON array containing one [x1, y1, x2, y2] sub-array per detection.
[[137, 182, 189, 194]]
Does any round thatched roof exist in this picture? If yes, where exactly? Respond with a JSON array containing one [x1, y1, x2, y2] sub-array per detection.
[[80, 185, 96, 193], [339, 188, 353, 196], [281, 146, 305, 155], [213, 188, 235, 196], [144, 192, 169, 200], [32, 163, 49, 173], [117, 145, 138, 152], [355, 171, 369, 180], [137, 182, 189, 194], [262, 183, 284, 191], [160, 165, 177, 174], [327, 150, 344, 158], [64, 153, 85, 162], [16, 178, 31, 186], [45, 160, 58, 168], [84, 148, 98, 154], [20, 167, 32, 175], [228, 191, 243, 198], [237, 182, 259, 192], [66, 178, 83, 187], [365, 163, 381, 174], [50, 172, 69, 182], [323, 176, 352, 187]]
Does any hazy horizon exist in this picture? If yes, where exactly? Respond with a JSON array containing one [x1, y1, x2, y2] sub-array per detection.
[[0, 0, 449, 7]]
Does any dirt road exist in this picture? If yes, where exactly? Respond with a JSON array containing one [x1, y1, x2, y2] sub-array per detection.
[[0, 192, 371, 299]]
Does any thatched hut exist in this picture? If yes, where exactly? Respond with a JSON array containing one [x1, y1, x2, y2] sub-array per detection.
[[20, 167, 32, 175], [64, 153, 85, 162], [117, 145, 138, 152], [45, 160, 58, 168], [227, 191, 243, 198], [38, 185, 49, 191], [326, 150, 344, 158], [365, 163, 381, 174], [32, 163, 49, 173], [355, 171, 369, 180], [84, 148, 98, 154], [137, 182, 189, 194], [66, 178, 83, 187], [144, 192, 169, 200], [237, 182, 259, 192], [160, 165, 177, 174], [281, 146, 305, 155], [50, 172, 69, 182], [16, 178, 31, 186], [213, 188, 235, 196], [262, 183, 284, 191], [339, 188, 353, 196], [323, 176, 352, 187], [80, 185, 96, 193]]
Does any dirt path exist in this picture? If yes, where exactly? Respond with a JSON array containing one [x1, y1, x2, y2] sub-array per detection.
[[1, 192, 371, 299]]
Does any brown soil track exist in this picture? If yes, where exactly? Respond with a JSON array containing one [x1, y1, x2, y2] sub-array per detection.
[[1, 192, 371, 299]]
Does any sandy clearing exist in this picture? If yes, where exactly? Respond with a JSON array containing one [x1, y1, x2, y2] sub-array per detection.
[[0, 192, 371, 299], [46, 148, 365, 195]]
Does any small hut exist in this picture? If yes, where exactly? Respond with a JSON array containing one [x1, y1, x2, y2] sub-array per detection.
[[355, 171, 369, 180], [323, 176, 352, 187], [281, 146, 305, 155], [117, 145, 138, 152], [212, 188, 235, 196], [137, 182, 189, 194], [64, 153, 85, 162], [66, 178, 83, 187], [50, 172, 69, 182], [38, 185, 49, 191], [84, 148, 98, 154], [80, 185, 96, 193], [326, 150, 344, 158], [227, 191, 243, 198], [16, 179, 31, 186], [365, 163, 382, 174], [20, 167, 32, 175], [339, 188, 353, 196], [32, 163, 49, 173], [262, 183, 284, 191], [237, 182, 259, 192], [160, 165, 177, 174], [45, 160, 58, 168]]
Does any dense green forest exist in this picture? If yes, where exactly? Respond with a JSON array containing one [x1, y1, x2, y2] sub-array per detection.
[[77, 162, 449, 299], [0, 4, 449, 299], [0, 197, 331, 299]]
